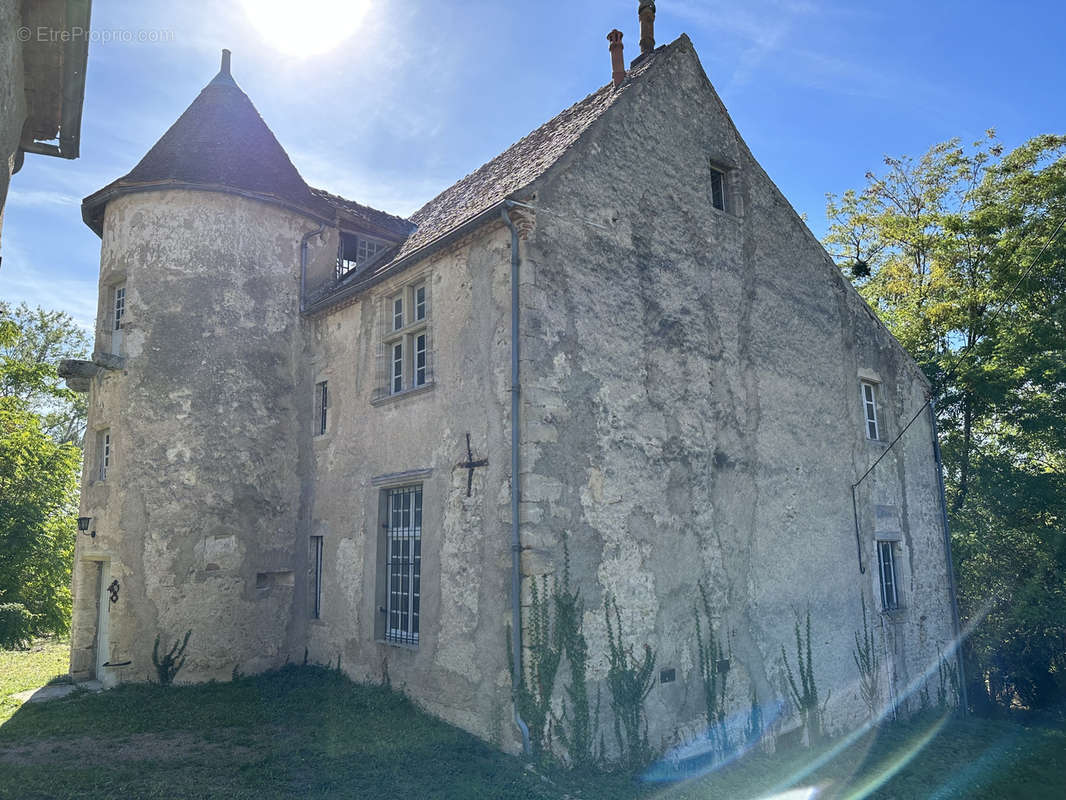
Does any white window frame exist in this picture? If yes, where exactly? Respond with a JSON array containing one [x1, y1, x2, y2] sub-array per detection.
[[383, 281, 431, 397], [877, 539, 899, 611], [861, 380, 880, 440], [314, 381, 329, 436], [109, 283, 126, 356], [384, 485, 422, 645], [309, 535, 323, 619]]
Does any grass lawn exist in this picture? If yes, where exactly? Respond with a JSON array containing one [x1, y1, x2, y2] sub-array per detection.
[[0, 639, 70, 725], [1, 642, 1064, 799]]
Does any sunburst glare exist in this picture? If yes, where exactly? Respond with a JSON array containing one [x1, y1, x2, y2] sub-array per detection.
[[240, 0, 371, 57]]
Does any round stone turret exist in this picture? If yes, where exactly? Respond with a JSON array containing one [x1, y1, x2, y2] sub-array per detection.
[[70, 52, 320, 684]]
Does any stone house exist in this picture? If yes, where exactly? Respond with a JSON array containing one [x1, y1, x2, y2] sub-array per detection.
[[63, 11, 961, 759], [0, 0, 91, 250]]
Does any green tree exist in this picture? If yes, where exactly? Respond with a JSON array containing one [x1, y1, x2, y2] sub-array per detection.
[[824, 132, 1066, 710], [0, 308, 85, 645], [0, 302, 90, 444]]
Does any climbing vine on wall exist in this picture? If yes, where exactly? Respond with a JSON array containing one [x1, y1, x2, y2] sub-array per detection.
[[604, 594, 657, 772], [694, 580, 731, 757], [782, 610, 828, 743]]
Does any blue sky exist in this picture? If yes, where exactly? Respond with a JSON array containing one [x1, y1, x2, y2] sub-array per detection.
[[2, 0, 1064, 329]]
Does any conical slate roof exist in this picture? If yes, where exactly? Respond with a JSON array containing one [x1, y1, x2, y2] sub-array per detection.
[[82, 51, 326, 234]]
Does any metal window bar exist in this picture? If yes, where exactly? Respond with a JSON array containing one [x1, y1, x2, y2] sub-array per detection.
[[315, 381, 328, 435], [878, 540, 898, 610], [100, 431, 110, 481], [385, 486, 421, 644]]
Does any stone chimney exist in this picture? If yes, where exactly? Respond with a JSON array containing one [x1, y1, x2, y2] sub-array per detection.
[[607, 30, 625, 87], [220, 48, 232, 76], [639, 1, 656, 56]]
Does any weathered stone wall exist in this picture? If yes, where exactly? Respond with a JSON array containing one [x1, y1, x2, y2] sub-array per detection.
[[513, 37, 957, 754], [306, 226, 516, 744], [71, 190, 316, 684], [0, 0, 27, 248]]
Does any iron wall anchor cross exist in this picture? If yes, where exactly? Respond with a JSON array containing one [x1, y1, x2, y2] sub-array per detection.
[[458, 433, 488, 497]]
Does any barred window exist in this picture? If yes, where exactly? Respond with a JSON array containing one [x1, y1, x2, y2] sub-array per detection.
[[385, 486, 421, 645], [877, 540, 899, 611]]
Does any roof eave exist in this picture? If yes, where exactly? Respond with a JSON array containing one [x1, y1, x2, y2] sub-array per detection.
[[303, 198, 517, 317], [81, 180, 337, 237]]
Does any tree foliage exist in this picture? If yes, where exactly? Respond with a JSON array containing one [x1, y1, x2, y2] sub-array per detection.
[[0, 302, 90, 445], [825, 132, 1066, 710], [0, 306, 86, 644]]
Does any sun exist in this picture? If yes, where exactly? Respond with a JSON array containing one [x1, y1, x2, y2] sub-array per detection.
[[240, 0, 371, 57]]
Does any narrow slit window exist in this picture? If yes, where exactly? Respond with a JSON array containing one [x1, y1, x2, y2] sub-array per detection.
[[314, 381, 328, 436], [391, 342, 404, 394], [862, 381, 879, 440], [113, 286, 126, 331], [415, 334, 427, 387], [309, 536, 323, 619], [877, 540, 899, 611], [710, 167, 726, 211], [414, 285, 426, 321], [392, 296, 404, 331], [98, 430, 111, 481]]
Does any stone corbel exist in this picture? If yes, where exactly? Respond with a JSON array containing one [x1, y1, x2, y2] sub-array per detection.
[[507, 205, 536, 240], [59, 352, 124, 392]]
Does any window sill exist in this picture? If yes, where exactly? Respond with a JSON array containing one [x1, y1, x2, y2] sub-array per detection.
[[371, 381, 436, 407], [376, 638, 419, 652]]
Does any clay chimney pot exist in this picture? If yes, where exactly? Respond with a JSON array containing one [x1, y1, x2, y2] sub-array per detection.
[[607, 29, 625, 88]]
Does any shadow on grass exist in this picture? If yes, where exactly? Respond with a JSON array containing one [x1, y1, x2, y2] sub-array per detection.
[[1, 666, 1064, 800]]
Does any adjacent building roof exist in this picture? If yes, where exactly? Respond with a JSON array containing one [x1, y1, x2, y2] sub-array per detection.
[[19, 0, 92, 160]]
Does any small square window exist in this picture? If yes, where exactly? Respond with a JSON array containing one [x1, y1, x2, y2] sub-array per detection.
[[861, 381, 880, 440]]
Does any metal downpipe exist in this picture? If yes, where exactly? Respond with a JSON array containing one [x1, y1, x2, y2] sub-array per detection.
[[929, 398, 969, 713], [502, 203, 531, 755]]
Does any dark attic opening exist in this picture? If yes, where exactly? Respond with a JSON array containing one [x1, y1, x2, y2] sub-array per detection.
[[337, 231, 388, 280]]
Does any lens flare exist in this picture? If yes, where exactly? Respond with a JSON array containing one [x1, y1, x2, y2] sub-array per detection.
[[240, 0, 371, 57]]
